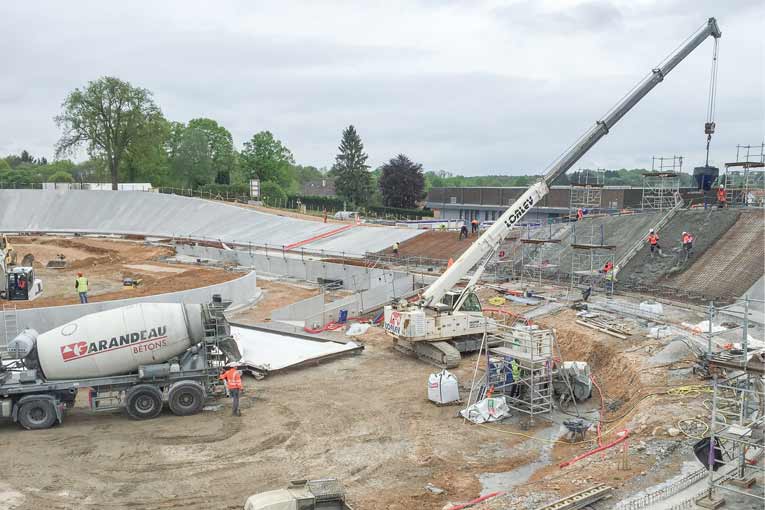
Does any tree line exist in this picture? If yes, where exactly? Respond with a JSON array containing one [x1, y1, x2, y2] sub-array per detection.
[[2, 76, 696, 210], [2, 76, 428, 210]]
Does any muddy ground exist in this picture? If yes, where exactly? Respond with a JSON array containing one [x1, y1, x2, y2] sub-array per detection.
[[5, 236, 239, 309], [0, 280, 717, 510]]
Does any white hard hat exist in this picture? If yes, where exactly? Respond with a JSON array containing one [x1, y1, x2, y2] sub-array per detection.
[[649, 229, 655, 233], [682, 231, 687, 235]]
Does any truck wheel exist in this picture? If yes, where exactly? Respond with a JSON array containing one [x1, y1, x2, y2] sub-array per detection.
[[18, 400, 57, 430], [168, 382, 205, 416], [125, 385, 163, 420]]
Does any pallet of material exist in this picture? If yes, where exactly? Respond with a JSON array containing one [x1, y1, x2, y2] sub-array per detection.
[[575, 315, 630, 339]]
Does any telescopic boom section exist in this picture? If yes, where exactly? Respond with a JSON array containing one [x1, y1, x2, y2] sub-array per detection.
[[420, 17, 721, 308]]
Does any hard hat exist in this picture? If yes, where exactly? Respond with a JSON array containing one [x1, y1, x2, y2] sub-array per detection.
[[649, 229, 655, 233], [77, 272, 83, 277], [682, 231, 687, 235]]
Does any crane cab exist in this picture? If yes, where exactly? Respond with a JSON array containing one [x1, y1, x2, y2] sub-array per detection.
[[436, 290, 482, 314]]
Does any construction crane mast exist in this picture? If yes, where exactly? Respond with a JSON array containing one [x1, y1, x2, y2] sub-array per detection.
[[384, 18, 722, 368]]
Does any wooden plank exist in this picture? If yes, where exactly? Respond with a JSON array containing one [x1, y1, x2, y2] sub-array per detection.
[[575, 320, 628, 339]]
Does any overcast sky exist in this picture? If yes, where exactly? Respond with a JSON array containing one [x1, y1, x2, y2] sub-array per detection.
[[1, 0, 762, 175]]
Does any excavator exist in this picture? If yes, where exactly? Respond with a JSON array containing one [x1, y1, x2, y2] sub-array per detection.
[[384, 18, 722, 367], [1, 235, 43, 301]]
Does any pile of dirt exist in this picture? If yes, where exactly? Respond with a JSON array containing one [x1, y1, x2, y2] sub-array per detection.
[[377, 230, 478, 260]]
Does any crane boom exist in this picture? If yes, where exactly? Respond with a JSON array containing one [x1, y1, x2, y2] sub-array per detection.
[[421, 17, 721, 308]]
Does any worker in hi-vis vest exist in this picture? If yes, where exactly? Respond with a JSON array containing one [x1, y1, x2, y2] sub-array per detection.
[[220, 363, 243, 416], [75, 272, 89, 304]]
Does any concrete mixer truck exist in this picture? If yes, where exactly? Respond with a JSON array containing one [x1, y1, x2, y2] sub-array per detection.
[[0, 299, 241, 430]]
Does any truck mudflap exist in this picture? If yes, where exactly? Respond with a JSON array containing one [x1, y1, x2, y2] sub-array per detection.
[[12, 394, 65, 425]]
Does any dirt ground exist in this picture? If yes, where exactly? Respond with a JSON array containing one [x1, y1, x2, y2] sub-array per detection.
[[5, 236, 240, 309], [0, 280, 717, 510]]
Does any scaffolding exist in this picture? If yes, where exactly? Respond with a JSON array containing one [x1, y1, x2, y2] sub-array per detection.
[[484, 323, 554, 419], [723, 143, 765, 207], [642, 156, 683, 211], [694, 293, 765, 508], [569, 169, 604, 217], [569, 223, 615, 295]]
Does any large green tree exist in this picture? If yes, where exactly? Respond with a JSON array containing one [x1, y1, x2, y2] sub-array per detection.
[[332, 125, 370, 206], [240, 131, 295, 191], [173, 127, 213, 187], [122, 117, 173, 185], [187, 118, 236, 184], [379, 154, 425, 208], [55, 76, 163, 190]]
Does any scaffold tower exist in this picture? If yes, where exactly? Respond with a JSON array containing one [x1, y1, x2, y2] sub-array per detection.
[[723, 143, 765, 207], [569, 169, 604, 217], [569, 223, 615, 295], [642, 156, 683, 211]]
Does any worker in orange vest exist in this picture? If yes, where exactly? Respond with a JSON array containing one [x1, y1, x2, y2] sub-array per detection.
[[219, 363, 243, 416], [682, 231, 694, 256], [647, 229, 662, 257], [716, 186, 727, 208], [577, 208, 584, 221], [471, 218, 479, 234]]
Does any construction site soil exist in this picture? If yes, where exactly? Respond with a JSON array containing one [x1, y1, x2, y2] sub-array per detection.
[[5, 236, 239, 309], [0, 281, 714, 510], [378, 230, 477, 260]]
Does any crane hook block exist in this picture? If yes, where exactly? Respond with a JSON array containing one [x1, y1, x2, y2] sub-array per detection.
[[705, 122, 716, 135]]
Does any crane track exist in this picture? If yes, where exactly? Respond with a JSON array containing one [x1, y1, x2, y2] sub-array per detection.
[[393, 339, 462, 368]]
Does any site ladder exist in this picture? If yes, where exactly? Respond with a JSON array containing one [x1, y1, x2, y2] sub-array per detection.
[[2, 303, 19, 352], [614, 192, 684, 275]]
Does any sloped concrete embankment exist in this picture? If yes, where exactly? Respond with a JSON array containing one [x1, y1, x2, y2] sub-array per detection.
[[0, 190, 423, 255], [665, 209, 764, 300], [518, 213, 660, 273], [618, 209, 741, 292]]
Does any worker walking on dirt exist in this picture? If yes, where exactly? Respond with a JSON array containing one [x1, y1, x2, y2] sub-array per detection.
[[471, 218, 479, 234], [75, 272, 89, 304], [510, 359, 522, 398], [647, 229, 662, 257], [459, 224, 469, 240], [392, 242, 399, 256], [577, 208, 584, 221], [716, 186, 727, 208], [220, 363, 243, 416]]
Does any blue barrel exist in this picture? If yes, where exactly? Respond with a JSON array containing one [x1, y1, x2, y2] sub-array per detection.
[[338, 309, 348, 323]]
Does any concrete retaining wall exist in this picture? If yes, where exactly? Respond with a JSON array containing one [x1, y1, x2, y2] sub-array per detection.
[[0, 271, 260, 346], [175, 244, 408, 292]]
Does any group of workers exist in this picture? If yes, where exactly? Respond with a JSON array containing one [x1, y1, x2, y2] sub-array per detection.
[[459, 218, 481, 240], [646, 228, 694, 258]]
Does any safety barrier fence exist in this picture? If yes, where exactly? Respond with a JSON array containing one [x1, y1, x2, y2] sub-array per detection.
[[612, 467, 707, 510]]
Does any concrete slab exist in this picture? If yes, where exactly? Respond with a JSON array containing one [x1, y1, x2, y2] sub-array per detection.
[[232, 325, 361, 371]]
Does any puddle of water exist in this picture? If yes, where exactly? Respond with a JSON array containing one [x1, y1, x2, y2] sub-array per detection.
[[479, 424, 562, 496]]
